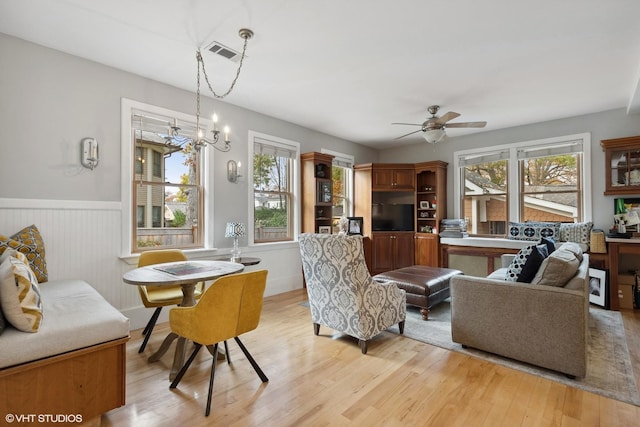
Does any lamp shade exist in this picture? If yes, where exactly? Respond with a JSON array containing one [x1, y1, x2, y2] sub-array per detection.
[[225, 222, 246, 238], [423, 128, 445, 144]]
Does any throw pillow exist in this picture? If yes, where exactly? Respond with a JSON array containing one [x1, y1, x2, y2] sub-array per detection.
[[0, 224, 48, 283], [0, 306, 5, 336], [531, 248, 580, 287], [505, 244, 548, 282], [539, 236, 556, 254], [0, 254, 43, 332], [557, 241, 584, 262], [559, 221, 593, 245], [508, 222, 561, 241]]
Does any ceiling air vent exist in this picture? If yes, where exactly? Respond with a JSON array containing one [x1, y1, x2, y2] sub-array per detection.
[[206, 41, 242, 63]]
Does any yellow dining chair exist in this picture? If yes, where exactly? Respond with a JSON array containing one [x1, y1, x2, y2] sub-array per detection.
[[137, 249, 205, 353], [169, 270, 269, 416]]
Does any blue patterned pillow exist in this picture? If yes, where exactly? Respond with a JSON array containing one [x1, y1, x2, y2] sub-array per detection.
[[508, 222, 560, 241]]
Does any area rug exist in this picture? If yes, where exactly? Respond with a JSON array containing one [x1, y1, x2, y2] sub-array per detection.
[[400, 301, 640, 406]]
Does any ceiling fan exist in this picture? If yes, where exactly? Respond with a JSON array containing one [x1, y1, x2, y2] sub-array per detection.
[[392, 105, 487, 144]]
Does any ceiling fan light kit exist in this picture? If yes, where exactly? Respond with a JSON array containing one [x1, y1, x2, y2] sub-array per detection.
[[423, 128, 445, 144], [393, 105, 487, 144]]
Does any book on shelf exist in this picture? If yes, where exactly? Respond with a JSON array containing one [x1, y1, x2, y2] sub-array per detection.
[[439, 218, 468, 238]]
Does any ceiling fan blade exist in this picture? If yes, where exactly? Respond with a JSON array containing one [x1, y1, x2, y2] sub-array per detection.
[[446, 121, 487, 128], [392, 122, 422, 126], [394, 129, 422, 140], [435, 111, 460, 124]]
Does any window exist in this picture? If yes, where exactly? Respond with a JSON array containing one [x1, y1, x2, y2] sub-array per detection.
[[459, 150, 509, 235], [454, 134, 591, 236], [153, 151, 162, 177], [124, 100, 206, 252], [250, 132, 299, 244], [322, 150, 354, 233]]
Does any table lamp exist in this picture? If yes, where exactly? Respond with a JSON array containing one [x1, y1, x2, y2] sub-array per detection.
[[225, 222, 246, 262]]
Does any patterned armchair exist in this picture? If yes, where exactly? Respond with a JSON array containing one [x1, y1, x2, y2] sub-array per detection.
[[298, 233, 406, 354]]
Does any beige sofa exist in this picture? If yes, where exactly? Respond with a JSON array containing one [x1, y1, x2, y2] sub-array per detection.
[[450, 244, 590, 378]]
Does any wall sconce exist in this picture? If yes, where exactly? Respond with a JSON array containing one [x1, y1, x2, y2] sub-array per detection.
[[227, 160, 241, 183], [81, 137, 99, 170]]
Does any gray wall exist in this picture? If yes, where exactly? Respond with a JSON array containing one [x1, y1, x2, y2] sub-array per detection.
[[379, 108, 640, 231], [0, 33, 377, 250]]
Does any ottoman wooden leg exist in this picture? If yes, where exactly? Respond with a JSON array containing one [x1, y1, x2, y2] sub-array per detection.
[[420, 308, 429, 320]]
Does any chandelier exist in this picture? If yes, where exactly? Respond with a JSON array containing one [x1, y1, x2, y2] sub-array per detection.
[[165, 28, 254, 152]]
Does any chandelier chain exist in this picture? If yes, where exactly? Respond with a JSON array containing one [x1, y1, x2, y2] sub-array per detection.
[[194, 29, 253, 152], [196, 34, 250, 100]]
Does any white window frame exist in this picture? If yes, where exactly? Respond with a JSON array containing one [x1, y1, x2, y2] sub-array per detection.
[[248, 130, 300, 246], [120, 98, 214, 257], [453, 133, 592, 230]]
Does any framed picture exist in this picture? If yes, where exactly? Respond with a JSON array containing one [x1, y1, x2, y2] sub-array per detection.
[[419, 201, 430, 209], [317, 181, 332, 203], [347, 217, 363, 235], [588, 268, 608, 308], [318, 226, 331, 234]]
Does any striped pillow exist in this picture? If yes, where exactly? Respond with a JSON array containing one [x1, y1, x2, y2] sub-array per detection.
[[559, 222, 593, 244]]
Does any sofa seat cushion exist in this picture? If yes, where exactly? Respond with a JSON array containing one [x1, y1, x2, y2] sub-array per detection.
[[488, 268, 508, 280], [0, 279, 130, 369]]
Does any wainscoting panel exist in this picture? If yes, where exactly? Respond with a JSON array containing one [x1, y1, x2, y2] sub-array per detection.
[[0, 199, 137, 309], [0, 198, 305, 330]]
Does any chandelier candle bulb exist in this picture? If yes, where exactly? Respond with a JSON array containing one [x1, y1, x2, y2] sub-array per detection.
[[224, 126, 230, 142]]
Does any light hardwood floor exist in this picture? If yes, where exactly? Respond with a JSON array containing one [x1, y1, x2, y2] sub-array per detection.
[[101, 289, 640, 426]]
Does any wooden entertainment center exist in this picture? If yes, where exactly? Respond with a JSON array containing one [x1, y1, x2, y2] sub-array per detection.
[[353, 161, 447, 274]]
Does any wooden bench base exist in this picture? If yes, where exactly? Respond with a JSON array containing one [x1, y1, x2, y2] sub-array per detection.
[[0, 337, 129, 421]]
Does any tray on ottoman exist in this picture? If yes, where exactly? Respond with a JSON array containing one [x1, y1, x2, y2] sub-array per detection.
[[374, 266, 462, 320]]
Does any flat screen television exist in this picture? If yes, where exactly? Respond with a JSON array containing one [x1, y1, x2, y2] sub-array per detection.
[[371, 204, 414, 231]]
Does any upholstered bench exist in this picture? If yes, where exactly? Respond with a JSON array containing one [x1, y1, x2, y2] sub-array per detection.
[[374, 265, 462, 320], [0, 279, 130, 422]]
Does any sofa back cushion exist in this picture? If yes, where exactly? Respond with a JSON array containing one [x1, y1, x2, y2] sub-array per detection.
[[557, 241, 583, 262], [531, 248, 580, 287]]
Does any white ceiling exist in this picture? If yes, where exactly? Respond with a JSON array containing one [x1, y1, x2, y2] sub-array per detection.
[[2, 0, 640, 149]]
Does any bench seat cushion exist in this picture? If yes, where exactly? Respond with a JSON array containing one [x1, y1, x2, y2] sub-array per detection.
[[0, 279, 130, 369]]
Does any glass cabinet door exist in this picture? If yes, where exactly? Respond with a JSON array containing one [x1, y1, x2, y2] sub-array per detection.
[[602, 136, 640, 195]]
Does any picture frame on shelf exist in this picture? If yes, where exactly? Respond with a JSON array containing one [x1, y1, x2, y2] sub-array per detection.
[[318, 225, 331, 234], [419, 201, 430, 209], [347, 217, 363, 235], [317, 181, 332, 203], [588, 268, 608, 308]]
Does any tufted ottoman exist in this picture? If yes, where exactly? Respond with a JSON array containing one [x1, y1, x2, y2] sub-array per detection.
[[374, 265, 463, 320]]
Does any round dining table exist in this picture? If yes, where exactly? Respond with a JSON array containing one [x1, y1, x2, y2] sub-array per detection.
[[123, 260, 244, 380]]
